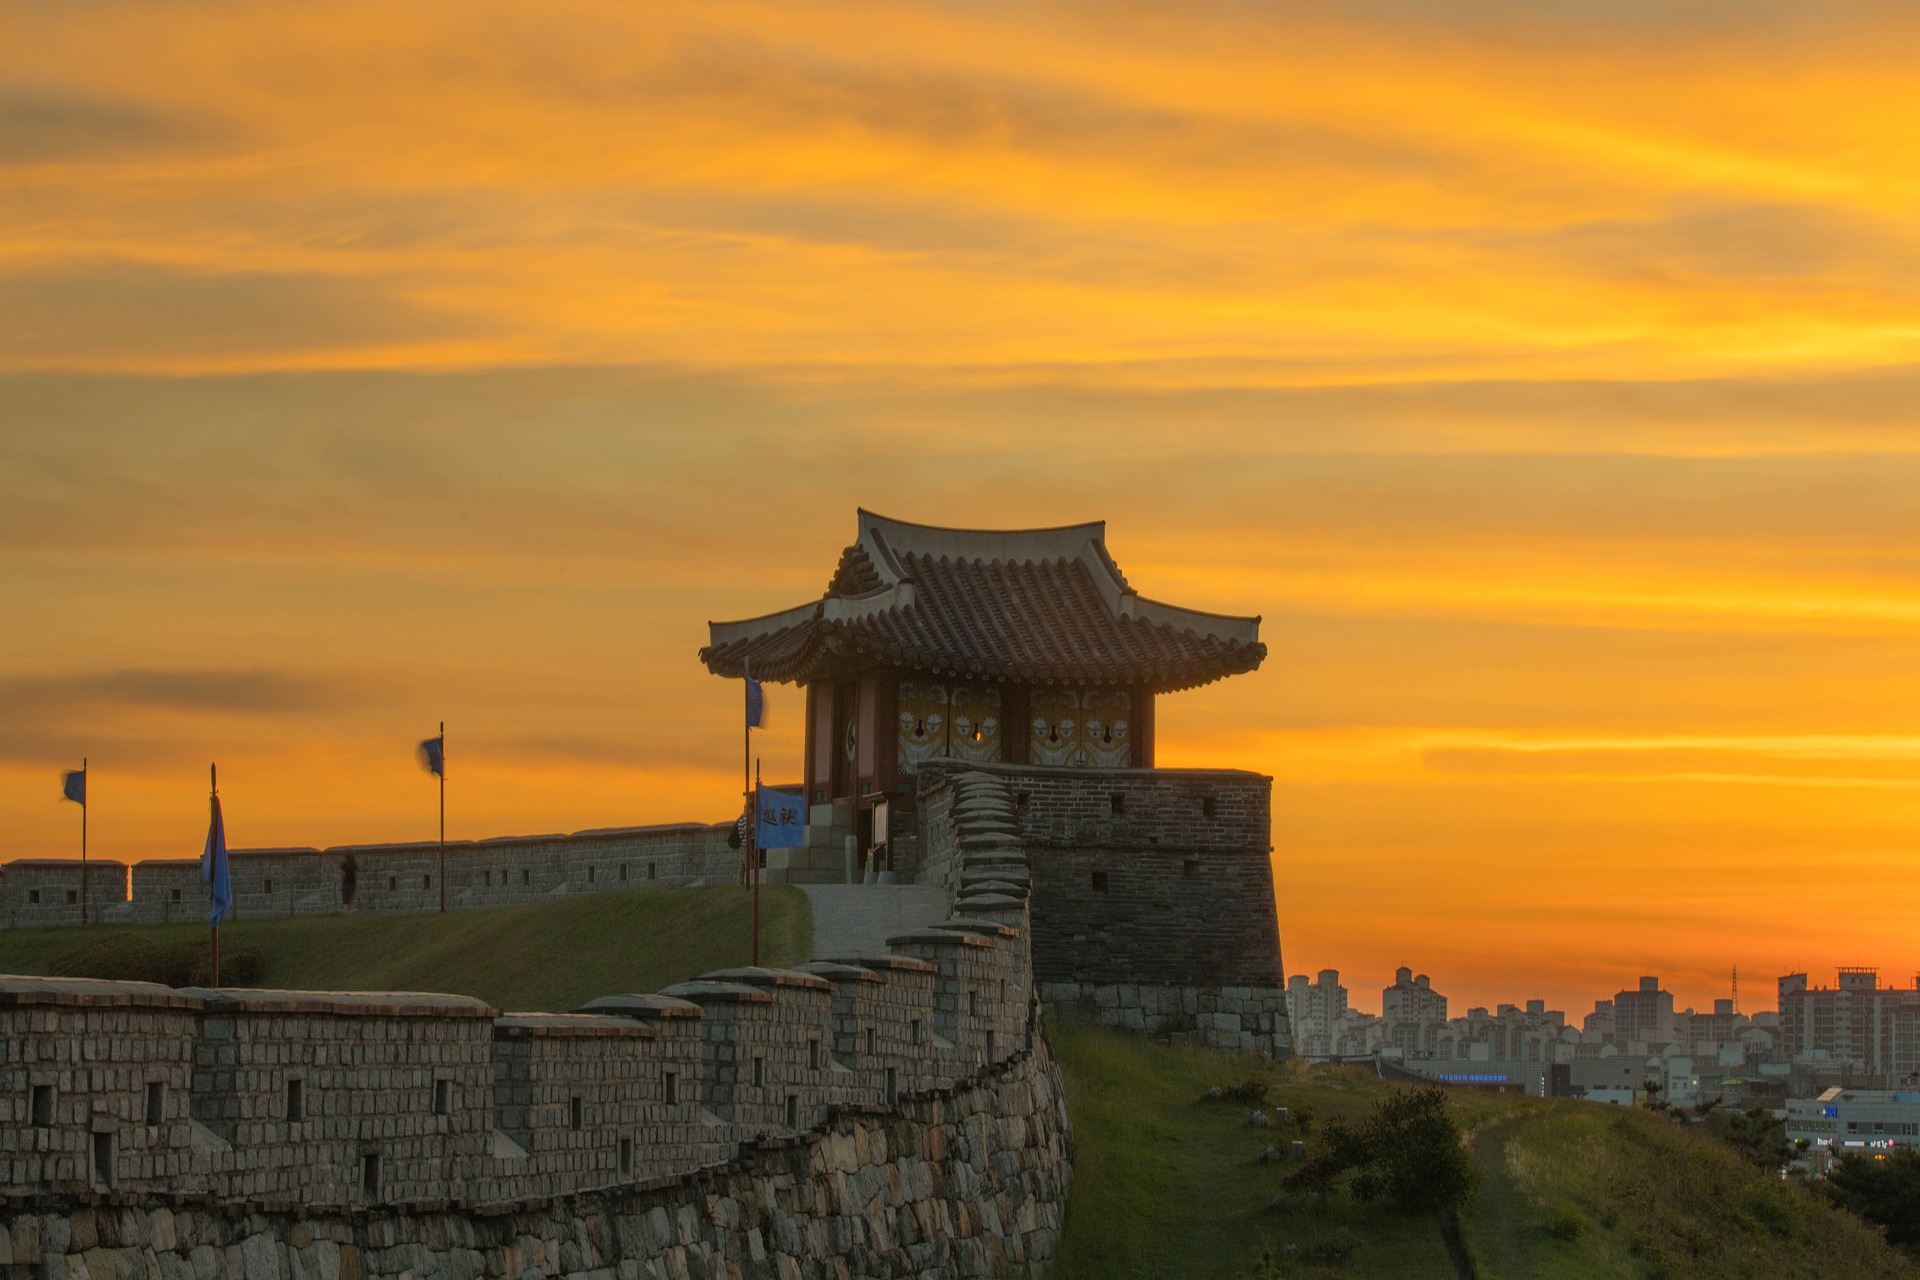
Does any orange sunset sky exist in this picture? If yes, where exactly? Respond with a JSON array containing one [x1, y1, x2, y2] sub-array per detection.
[[4, 1, 1920, 1015]]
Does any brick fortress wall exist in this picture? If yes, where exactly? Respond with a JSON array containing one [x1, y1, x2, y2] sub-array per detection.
[[0, 770, 1071, 1279], [917, 762, 1291, 1056], [0, 825, 738, 930]]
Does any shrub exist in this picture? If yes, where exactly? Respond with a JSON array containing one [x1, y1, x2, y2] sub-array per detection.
[[1543, 1208, 1584, 1241], [1717, 1108, 1792, 1170], [1282, 1086, 1475, 1214], [1826, 1149, 1920, 1250], [1221, 1077, 1271, 1106]]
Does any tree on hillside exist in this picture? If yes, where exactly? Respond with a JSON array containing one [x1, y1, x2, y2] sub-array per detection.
[[1826, 1149, 1920, 1251], [1719, 1107, 1792, 1169], [1283, 1086, 1475, 1214]]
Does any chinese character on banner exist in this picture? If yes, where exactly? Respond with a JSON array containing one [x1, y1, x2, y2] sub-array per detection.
[[754, 784, 808, 849]]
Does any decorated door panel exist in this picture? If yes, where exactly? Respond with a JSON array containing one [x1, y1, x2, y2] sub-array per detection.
[[896, 679, 1002, 773], [897, 680, 949, 773], [1030, 686, 1131, 768], [950, 683, 1001, 762]]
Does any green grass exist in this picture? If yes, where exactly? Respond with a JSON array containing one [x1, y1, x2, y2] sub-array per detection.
[[0, 886, 812, 1012], [1049, 1018, 1918, 1280]]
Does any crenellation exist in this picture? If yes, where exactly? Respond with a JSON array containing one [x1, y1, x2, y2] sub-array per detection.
[[1, 825, 738, 931]]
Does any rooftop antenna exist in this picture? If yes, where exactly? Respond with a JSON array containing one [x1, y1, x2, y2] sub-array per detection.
[[1731, 965, 1739, 1014]]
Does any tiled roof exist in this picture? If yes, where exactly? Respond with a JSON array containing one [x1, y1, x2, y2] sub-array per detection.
[[701, 511, 1264, 693]]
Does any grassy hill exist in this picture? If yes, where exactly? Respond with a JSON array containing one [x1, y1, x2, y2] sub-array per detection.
[[1048, 1018, 1916, 1280], [0, 885, 811, 1011]]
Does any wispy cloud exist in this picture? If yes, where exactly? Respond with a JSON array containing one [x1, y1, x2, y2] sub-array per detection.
[[3, 1, 1920, 1008]]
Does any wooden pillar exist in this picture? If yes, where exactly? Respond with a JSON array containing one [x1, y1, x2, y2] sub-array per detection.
[[1131, 682, 1155, 768], [874, 673, 901, 799], [1004, 683, 1031, 765], [803, 683, 821, 802]]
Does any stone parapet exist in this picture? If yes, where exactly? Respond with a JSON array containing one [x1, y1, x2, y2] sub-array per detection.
[[0, 1034, 1070, 1280], [914, 761, 1291, 1058], [0, 775, 1044, 1216], [0, 824, 738, 931]]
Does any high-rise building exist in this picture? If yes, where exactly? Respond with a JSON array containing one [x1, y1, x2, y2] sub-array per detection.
[[1287, 969, 1349, 1056], [1778, 969, 1920, 1083], [1382, 966, 1448, 1053], [1613, 976, 1675, 1047]]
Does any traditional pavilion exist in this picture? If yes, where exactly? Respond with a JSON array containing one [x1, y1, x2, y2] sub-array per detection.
[[701, 510, 1266, 833]]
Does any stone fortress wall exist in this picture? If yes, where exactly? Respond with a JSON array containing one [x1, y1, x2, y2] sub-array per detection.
[[0, 770, 1073, 1279], [0, 824, 739, 930], [0, 764, 1290, 1276], [915, 762, 1291, 1056]]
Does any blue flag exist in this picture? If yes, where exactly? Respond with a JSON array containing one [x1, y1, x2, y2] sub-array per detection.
[[61, 769, 85, 806], [418, 734, 445, 777], [755, 784, 807, 849], [745, 677, 765, 729], [201, 794, 232, 929]]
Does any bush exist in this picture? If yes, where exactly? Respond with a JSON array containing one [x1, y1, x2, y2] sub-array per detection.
[[1826, 1149, 1920, 1250], [49, 933, 262, 988], [1543, 1208, 1584, 1241], [1283, 1086, 1475, 1214], [1221, 1077, 1271, 1106], [1717, 1108, 1792, 1170]]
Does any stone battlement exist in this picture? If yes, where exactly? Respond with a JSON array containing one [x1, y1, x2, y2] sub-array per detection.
[[0, 823, 737, 930], [0, 772, 1038, 1215], [917, 762, 1291, 1056], [0, 762, 1294, 1277]]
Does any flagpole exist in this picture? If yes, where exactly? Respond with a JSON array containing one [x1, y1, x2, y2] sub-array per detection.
[[438, 721, 446, 914], [209, 762, 220, 988], [742, 660, 752, 890], [79, 757, 88, 926], [752, 757, 761, 968]]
